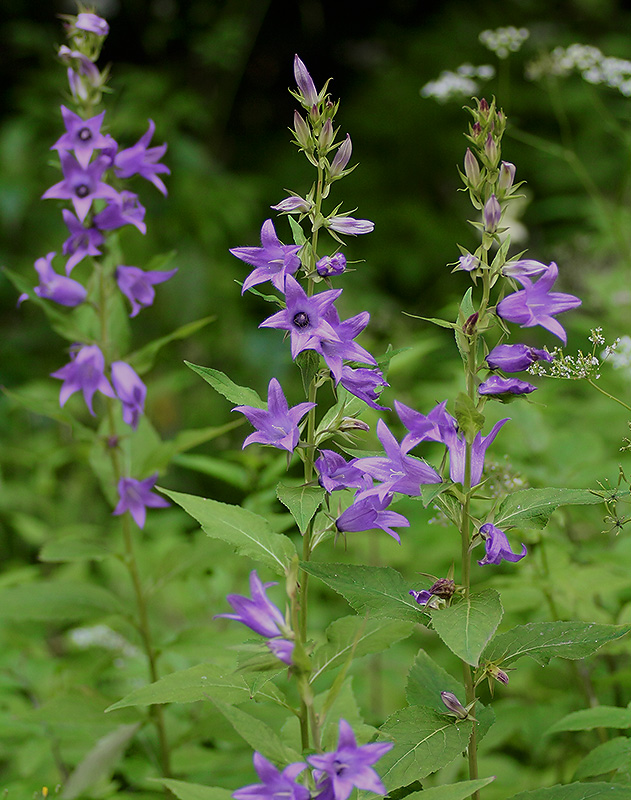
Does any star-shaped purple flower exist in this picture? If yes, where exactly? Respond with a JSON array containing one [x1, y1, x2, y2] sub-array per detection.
[[215, 570, 286, 639], [113, 474, 170, 529], [21, 252, 87, 307], [50, 344, 115, 415], [52, 106, 112, 168], [230, 219, 302, 294], [233, 752, 309, 800], [443, 418, 510, 486], [336, 492, 409, 543], [307, 720, 393, 800], [93, 191, 147, 234], [111, 361, 146, 430], [259, 276, 342, 360], [339, 366, 389, 411], [497, 262, 581, 344], [321, 307, 376, 383], [114, 120, 170, 195], [42, 152, 119, 222], [395, 399, 456, 452], [477, 523, 527, 566], [315, 449, 371, 494], [115, 264, 178, 317], [353, 419, 441, 496], [233, 377, 315, 453], [62, 210, 104, 274]]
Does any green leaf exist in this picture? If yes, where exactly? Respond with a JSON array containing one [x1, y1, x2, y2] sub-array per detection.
[[482, 621, 631, 667], [127, 316, 215, 374], [185, 362, 265, 408], [163, 488, 296, 575], [420, 483, 449, 508], [61, 723, 140, 799], [106, 662, 285, 712], [0, 581, 122, 621], [508, 782, 631, 799], [156, 780, 233, 800], [548, 705, 631, 735], [398, 777, 496, 800], [276, 481, 325, 535], [39, 536, 112, 563], [173, 454, 250, 490], [402, 312, 457, 330], [296, 349, 321, 395], [287, 215, 307, 245], [574, 737, 631, 779], [378, 706, 473, 788], [212, 699, 301, 764], [406, 650, 464, 711], [431, 589, 503, 667], [494, 488, 604, 530], [311, 616, 415, 683], [453, 392, 485, 443], [299, 562, 428, 622]]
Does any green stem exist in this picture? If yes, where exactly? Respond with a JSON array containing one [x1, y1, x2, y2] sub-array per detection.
[[587, 379, 631, 413]]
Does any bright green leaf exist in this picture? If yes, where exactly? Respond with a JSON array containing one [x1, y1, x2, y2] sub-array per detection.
[[508, 782, 631, 799], [431, 589, 503, 666], [299, 562, 428, 622], [162, 488, 296, 575], [482, 621, 631, 667], [212, 699, 301, 764], [494, 488, 603, 530], [378, 706, 472, 788], [276, 481, 325, 535], [574, 737, 631, 779], [128, 316, 215, 374], [156, 780, 233, 800], [185, 362, 265, 408], [400, 777, 496, 800], [406, 650, 464, 711], [548, 705, 631, 735]]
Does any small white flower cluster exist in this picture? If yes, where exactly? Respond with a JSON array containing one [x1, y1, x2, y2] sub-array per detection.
[[479, 27, 530, 59], [603, 334, 631, 371], [526, 44, 631, 96], [421, 63, 495, 103], [69, 623, 141, 660], [528, 328, 616, 381]]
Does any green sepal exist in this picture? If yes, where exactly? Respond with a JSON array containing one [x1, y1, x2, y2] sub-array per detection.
[[454, 391, 485, 443]]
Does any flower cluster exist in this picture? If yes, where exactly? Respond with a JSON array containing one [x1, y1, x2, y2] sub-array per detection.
[[233, 721, 392, 800], [526, 43, 631, 97], [421, 64, 495, 103], [479, 26, 530, 59], [22, 12, 174, 529]]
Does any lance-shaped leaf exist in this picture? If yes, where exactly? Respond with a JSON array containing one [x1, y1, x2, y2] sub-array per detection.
[[163, 488, 296, 575], [156, 780, 233, 800], [430, 589, 503, 667], [311, 616, 415, 683], [507, 782, 631, 799], [185, 362, 265, 408], [391, 777, 496, 800], [482, 621, 631, 667], [547, 705, 631, 735], [299, 562, 429, 622], [276, 481, 325, 534], [573, 737, 631, 780], [494, 488, 604, 530], [212, 699, 301, 765], [105, 663, 285, 712], [128, 316, 215, 374], [378, 706, 472, 788]]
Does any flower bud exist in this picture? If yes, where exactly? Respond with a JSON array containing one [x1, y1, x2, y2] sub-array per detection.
[[464, 148, 480, 187], [293, 111, 311, 150], [498, 161, 516, 192], [294, 55, 318, 108], [440, 691, 469, 719], [484, 133, 498, 166], [457, 253, 478, 272], [463, 312, 479, 336], [316, 252, 346, 276], [428, 578, 456, 599], [328, 216, 374, 236], [330, 134, 352, 178], [339, 417, 371, 433], [488, 664, 510, 685], [483, 194, 501, 232], [479, 98, 490, 117], [319, 118, 334, 150], [271, 195, 313, 213]]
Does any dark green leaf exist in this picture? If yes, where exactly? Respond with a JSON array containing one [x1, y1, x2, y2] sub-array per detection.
[[212, 699, 301, 764], [453, 392, 485, 443], [185, 362, 265, 408], [398, 778, 496, 800], [431, 589, 503, 666], [156, 780, 233, 800], [276, 481, 325, 534], [548, 705, 631, 735], [508, 782, 631, 799], [574, 737, 631, 779], [494, 488, 604, 530]]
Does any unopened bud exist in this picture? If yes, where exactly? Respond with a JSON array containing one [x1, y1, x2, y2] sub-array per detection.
[[458, 253, 478, 272], [319, 118, 334, 150], [464, 148, 480, 186], [486, 663, 510, 687], [471, 122, 482, 137], [316, 252, 347, 276], [484, 133, 498, 166], [339, 416, 371, 433], [293, 111, 311, 150], [271, 195, 313, 213], [483, 194, 501, 232], [479, 98, 490, 116], [441, 691, 468, 719], [330, 134, 352, 178], [498, 161, 516, 192], [294, 55, 318, 108], [463, 312, 479, 336], [429, 578, 456, 599]]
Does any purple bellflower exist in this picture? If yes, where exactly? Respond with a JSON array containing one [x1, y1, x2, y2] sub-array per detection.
[[307, 719, 393, 800], [293, 55, 319, 108], [329, 135, 353, 179], [94, 191, 147, 234], [497, 262, 582, 344], [483, 194, 501, 232], [320, 307, 376, 383], [20, 252, 87, 307], [502, 259, 550, 279], [234, 753, 309, 800], [395, 399, 456, 452], [327, 215, 374, 236], [409, 589, 433, 606], [52, 106, 111, 168], [51, 344, 115, 415], [113, 474, 170, 529], [266, 638, 295, 666], [458, 253, 478, 272], [58, 46, 101, 103], [336, 492, 409, 543], [478, 375, 537, 397], [316, 253, 347, 277], [477, 523, 527, 566], [353, 419, 441, 496], [230, 219, 302, 294], [111, 361, 146, 430], [259, 276, 342, 360], [74, 12, 109, 36], [114, 119, 170, 195], [486, 343, 553, 372], [444, 418, 510, 486], [62, 210, 104, 273], [233, 378, 315, 453], [271, 195, 313, 214], [115, 264, 178, 317], [315, 449, 371, 494], [339, 366, 389, 411], [215, 570, 286, 639], [42, 152, 118, 222]]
